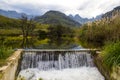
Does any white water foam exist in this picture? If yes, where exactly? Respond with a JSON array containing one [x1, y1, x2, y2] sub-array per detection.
[[17, 67, 104, 80]]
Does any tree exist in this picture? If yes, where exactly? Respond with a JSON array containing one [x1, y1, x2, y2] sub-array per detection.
[[20, 14, 36, 48], [47, 24, 74, 46], [38, 30, 47, 40]]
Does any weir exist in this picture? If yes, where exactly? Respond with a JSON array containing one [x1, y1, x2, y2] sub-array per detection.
[[17, 49, 104, 80], [0, 49, 105, 80], [20, 49, 94, 71]]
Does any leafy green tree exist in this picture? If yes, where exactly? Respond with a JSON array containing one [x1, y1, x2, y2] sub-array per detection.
[[47, 24, 74, 47], [20, 14, 36, 48], [38, 30, 47, 40]]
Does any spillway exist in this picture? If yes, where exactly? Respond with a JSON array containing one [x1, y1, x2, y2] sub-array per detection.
[[17, 50, 104, 80]]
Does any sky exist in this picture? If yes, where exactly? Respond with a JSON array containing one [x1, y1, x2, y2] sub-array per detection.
[[0, 0, 120, 18]]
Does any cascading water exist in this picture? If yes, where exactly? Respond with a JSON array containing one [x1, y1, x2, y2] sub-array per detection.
[[17, 50, 105, 80]]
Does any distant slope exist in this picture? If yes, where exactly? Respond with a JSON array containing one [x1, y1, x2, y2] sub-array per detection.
[[34, 10, 81, 27], [0, 15, 19, 29], [102, 6, 120, 18], [0, 9, 33, 19], [69, 14, 102, 24]]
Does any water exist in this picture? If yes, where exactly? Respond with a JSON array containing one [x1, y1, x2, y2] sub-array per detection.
[[17, 51, 105, 80]]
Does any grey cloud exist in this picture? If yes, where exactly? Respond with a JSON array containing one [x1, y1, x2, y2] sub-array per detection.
[[0, 0, 120, 18], [0, 0, 67, 16], [78, 0, 92, 10]]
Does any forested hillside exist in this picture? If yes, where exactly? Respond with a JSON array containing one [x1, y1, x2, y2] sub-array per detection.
[[34, 10, 81, 27]]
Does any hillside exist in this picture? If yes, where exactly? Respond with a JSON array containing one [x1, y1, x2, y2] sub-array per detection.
[[102, 6, 120, 18], [0, 15, 19, 29], [34, 10, 81, 27]]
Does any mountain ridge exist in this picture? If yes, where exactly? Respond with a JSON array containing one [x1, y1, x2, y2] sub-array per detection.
[[68, 14, 102, 24], [102, 6, 120, 18], [0, 9, 33, 19], [34, 10, 81, 27]]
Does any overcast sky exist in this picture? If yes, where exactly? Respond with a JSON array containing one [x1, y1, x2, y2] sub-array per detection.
[[0, 0, 120, 18]]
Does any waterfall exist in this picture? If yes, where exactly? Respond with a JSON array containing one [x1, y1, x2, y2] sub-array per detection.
[[20, 51, 94, 70], [17, 50, 105, 80]]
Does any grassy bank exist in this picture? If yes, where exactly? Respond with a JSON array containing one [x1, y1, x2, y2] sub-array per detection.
[[100, 42, 120, 69], [0, 47, 14, 66]]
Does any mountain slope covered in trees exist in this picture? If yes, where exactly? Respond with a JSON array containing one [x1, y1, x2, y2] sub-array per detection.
[[0, 15, 19, 29], [34, 10, 81, 27], [102, 6, 120, 18]]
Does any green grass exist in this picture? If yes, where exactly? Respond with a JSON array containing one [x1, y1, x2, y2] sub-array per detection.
[[0, 29, 21, 36], [100, 42, 120, 69], [0, 47, 14, 66]]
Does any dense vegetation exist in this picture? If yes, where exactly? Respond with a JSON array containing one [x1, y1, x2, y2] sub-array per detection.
[[0, 47, 13, 66], [101, 42, 120, 69], [79, 15, 120, 48], [78, 14, 120, 69]]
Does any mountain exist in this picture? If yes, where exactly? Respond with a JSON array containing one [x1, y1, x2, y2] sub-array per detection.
[[34, 10, 81, 27], [0, 9, 33, 19], [68, 14, 102, 24], [102, 6, 120, 18]]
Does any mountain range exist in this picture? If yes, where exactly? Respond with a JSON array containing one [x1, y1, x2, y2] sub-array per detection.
[[0, 9, 33, 19], [0, 6, 120, 26], [69, 14, 102, 24], [0, 9, 101, 25]]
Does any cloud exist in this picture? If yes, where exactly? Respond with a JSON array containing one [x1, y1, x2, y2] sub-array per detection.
[[0, 0, 120, 18]]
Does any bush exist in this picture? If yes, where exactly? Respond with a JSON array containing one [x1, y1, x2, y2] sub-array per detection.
[[0, 47, 13, 59], [78, 15, 120, 48], [101, 42, 120, 69]]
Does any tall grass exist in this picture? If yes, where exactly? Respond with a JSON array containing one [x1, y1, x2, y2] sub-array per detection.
[[0, 46, 13, 66], [0, 47, 13, 59], [101, 42, 120, 69]]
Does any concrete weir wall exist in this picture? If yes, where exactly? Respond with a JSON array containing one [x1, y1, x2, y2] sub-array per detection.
[[94, 52, 120, 80], [0, 50, 23, 80]]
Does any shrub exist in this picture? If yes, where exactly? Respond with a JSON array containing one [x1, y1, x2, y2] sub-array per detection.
[[101, 42, 120, 69], [0, 47, 13, 59]]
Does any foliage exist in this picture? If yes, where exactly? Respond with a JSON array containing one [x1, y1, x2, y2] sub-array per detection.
[[38, 30, 47, 40], [100, 42, 120, 69], [19, 14, 36, 48], [47, 24, 75, 46], [79, 15, 120, 48], [0, 47, 13, 59], [0, 29, 21, 36], [4, 36, 23, 48], [0, 46, 13, 66], [0, 15, 20, 29]]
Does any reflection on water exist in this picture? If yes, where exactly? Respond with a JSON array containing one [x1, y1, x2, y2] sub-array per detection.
[[37, 35, 82, 49], [2, 36, 80, 49]]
